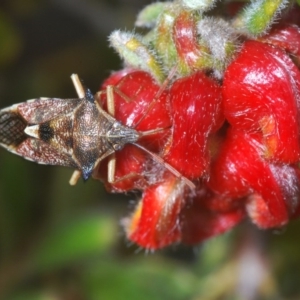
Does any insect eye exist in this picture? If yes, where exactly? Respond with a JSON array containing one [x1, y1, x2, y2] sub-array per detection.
[[113, 144, 123, 151], [113, 121, 122, 128]]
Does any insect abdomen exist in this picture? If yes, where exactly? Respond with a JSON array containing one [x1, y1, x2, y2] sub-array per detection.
[[0, 111, 27, 150]]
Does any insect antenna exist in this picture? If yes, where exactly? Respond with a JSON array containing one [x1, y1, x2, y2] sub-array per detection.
[[132, 142, 195, 189], [138, 127, 170, 137]]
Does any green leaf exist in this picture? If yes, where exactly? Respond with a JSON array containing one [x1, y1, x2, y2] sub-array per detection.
[[32, 214, 116, 272], [7, 291, 51, 300], [0, 10, 22, 66], [82, 258, 197, 300]]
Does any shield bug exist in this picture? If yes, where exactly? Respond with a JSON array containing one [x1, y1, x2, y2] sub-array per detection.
[[0, 74, 195, 189]]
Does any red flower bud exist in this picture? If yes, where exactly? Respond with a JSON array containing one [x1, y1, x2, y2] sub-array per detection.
[[94, 70, 172, 191], [208, 129, 300, 228], [223, 40, 300, 163], [163, 71, 223, 179], [260, 24, 300, 59], [123, 173, 184, 249]]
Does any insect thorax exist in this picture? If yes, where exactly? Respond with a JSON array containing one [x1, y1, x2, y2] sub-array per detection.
[[31, 98, 139, 179]]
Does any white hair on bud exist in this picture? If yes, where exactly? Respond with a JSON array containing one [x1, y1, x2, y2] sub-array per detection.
[[181, 0, 218, 11], [135, 2, 171, 28], [109, 30, 159, 70], [197, 17, 238, 62], [242, 0, 290, 36], [109, 30, 134, 48]]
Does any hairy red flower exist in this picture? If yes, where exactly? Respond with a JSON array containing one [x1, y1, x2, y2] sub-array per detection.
[[95, 20, 300, 249], [223, 40, 300, 163], [163, 71, 223, 179]]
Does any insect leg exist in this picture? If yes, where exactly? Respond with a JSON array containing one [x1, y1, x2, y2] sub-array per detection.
[[69, 170, 81, 186], [106, 86, 115, 117], [107, 155, 117, 183], [108, 86, 133, 104], [105, 85, 118, 184], [95, 86, 134, 113], [71, 74, 85, 98]]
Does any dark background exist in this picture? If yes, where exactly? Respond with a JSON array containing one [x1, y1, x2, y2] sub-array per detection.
[[0, 1, 300, 299]]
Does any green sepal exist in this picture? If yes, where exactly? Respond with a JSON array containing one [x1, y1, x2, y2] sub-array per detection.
[[152, 4, 179, 73], [135, 2, 171, 28], [234, 0, 289, 37], [109, 30, 165, 83]]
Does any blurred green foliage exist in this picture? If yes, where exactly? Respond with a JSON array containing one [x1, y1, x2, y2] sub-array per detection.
[[0, 1, 300, 299]]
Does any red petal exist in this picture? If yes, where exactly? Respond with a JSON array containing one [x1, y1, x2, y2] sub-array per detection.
[[208, 129, 290, 227], [100, 71, 171, 140], [94, 144, 148, 192], [164, 71, 223, 179], [124, 173, 185, 249], [173, 10, 202, 70], [95, 70, 172, 190], [260, 25, 300, 58], [223, 40, 300, 163]]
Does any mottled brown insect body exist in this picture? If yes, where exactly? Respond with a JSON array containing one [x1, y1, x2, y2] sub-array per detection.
[[0, 74, 195, 189], [0, 91, 139, 180]]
